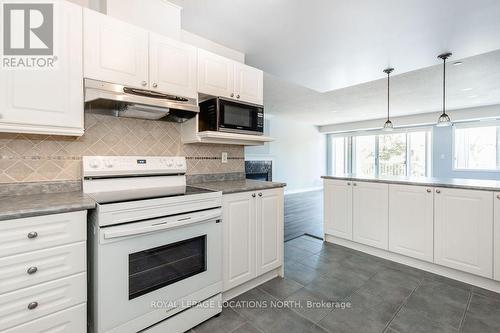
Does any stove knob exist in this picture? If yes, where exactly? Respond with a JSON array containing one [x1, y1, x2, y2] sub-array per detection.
[[89, 159, 100, 168], [167, 160, 174, 167], [176, 161, 184, 167], [104, 160, 113, 168]]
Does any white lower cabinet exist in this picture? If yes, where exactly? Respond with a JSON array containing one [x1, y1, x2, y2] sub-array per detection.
[[389, 184, 434, 262], [434, 188, 493, 278], [324, 179, 353, 240], [222, 188, 284, 292], [352, 182, 389, 250], [493, 192, 500, 281], [0, 211, 87, 332]]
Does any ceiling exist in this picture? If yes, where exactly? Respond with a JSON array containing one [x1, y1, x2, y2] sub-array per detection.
[[264, 50, 500, 125], [171, 0, 500, 93]]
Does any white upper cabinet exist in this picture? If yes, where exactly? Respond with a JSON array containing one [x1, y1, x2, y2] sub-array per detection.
[[197, 49, 235, 99], [234, 63, 263, 105], [198, 49, 263, 105], [149, 33, 197, 98], [495, 192, 500, 281], [434, 188, 493, 278], [389, 184, 434, 262], [256, 188, 284, 275], [0, 1, 83, 136], [352, 182, 389, 250], [83, 8, 149, 89], [324, 179, 353, 240]]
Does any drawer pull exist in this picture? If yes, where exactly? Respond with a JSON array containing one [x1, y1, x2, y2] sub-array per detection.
[[436, 189, 441, 194], [426, 189, 432, 193], [27, 231, 38, 239], [497, 195, 500, 200], [258, 192, 263, 197], [27, 302, 38, 310], [27, 266, 38, 275]]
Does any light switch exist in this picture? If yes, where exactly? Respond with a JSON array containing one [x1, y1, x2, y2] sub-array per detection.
[[222, 152, 228, 163]]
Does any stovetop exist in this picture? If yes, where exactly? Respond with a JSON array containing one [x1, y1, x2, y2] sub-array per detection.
[[87, 185, 217, 205]]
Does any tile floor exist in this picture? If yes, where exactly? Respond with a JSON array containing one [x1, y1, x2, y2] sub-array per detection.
[[189, 235, 500, 333]]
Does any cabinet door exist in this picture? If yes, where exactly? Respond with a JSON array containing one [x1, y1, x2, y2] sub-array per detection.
[[149, 33, 197, 98], [83, 8, 148, 88], [256, 188, 284, 275], [389, 185, 434, 262], [0, 1, 83, 136], [234, 63, 263, 105], [495, 193, 500, 281], [434, 188, 493, 278], [197, 49, 234, 99], [324, 179, 353, 240], [222, 192, 256, 291], [352, 182, 389, 250]]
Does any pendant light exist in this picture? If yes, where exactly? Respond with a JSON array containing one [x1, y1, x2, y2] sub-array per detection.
[[436, 52, 453, 127], [382, 67, 394, 131]]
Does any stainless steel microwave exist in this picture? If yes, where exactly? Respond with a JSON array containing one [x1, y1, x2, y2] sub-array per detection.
[[198, 97, 264, 135]]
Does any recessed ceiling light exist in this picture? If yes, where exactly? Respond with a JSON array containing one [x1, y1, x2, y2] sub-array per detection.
[[453, 61, 463, 66], [461, 87, 473, 91]]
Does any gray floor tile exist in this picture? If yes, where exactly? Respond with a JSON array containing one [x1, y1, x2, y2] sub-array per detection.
[[304, 273, 364, 301], [284, 259, 325, 286], [258, 277, 304, 300], [231, 322, 263, 333], [285, 243, 317, 262], [388, 307, 457, 333], [464, 293, 500, 329], [299, 253, 347, 276], [402, 278, 469, 329], [285, 288, 334, 323], [471, 286, 500, 301], [461, 314, 500, 333], [192, 307, 246, 333], [286, 237, 324, 253]]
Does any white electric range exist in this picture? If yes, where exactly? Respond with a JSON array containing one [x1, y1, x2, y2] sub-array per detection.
[[83, 156, 223, 333]]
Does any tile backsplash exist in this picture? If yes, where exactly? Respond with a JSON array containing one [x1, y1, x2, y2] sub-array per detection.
[[0, 113, 244, 183]]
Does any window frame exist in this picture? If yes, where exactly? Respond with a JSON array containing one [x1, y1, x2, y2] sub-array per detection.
[[327, 126, 432, 177], [452, 121, 500, 172]]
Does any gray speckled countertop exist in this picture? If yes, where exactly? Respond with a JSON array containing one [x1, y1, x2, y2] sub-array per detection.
[[192, 179, 286, 194], [0, 191, 96, 221], [322, 174, 500, 192]]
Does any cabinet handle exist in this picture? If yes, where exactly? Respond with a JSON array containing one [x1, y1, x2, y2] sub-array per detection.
[[497, 194, 500, 200], [252, 193, 256, 198], [236, 94, 240, 99], [27, 267, 38, 275], [27, 231, 38, 239], [230, 93, 234, 97], [347, 182, 351, 186], [258, 192, 262, 197], [436, 189, 441, 194], [426, 189, 432, 193], [141, 81, 147, 86], [152, 83, 158, 88], [27, 302, 38, 310]]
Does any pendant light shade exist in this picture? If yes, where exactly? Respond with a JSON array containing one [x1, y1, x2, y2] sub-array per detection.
[[436, 52, 452, 127], [382, 68, 394, 131]]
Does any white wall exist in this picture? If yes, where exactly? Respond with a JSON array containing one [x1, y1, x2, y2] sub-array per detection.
[[246, 115, 326, 193]]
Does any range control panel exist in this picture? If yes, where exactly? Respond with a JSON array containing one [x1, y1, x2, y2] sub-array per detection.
[[83, 156, 186, 177]]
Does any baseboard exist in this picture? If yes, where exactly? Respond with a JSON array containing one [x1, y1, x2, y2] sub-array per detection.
[[324, 234, 500, 294], [285, 186, 323, 195], [222, 268, 281, 302]]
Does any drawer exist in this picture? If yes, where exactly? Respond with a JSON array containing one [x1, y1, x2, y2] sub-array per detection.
[[3, 303, 86, 333], [0, 242, 86, 294], [0, 211, 86, 258], [0, 273, 86, 331]]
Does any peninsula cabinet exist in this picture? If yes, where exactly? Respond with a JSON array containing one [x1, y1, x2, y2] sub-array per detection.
[[0, 0, 83, 136], [222, 188, 284, 292], [324, 179, 353, 240], [389, 184, 434, 262], [434, 188, 493, 278], [352, 182, 389, 250], [494, 192, 500, 281]]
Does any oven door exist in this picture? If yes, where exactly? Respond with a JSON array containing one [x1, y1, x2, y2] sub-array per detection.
[[94, 208, 222, 333], [219, 98, 264, 135]]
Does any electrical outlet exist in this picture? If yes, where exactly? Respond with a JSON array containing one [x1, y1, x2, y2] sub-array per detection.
[[221, 152, 228, 163]]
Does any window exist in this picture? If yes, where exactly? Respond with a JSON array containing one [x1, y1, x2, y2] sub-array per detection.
[[328, 136, 348, 175], [327, 129, 431, 177], [454, 124, 500, 170]]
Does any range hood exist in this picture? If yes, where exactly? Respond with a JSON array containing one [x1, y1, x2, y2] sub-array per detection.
[[84, 79, 199, 122]]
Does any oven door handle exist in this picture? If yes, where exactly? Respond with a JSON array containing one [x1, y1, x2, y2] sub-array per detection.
[[102, 208, 222, 240]]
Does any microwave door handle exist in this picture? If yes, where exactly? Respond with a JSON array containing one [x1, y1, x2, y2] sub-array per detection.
[[102, 208, 222, 240]]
